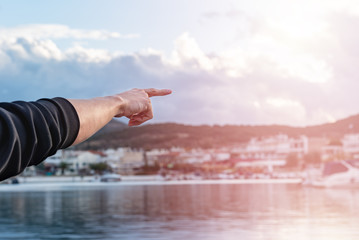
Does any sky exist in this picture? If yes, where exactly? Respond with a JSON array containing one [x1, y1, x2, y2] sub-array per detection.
[[1, 0, 359, 126]]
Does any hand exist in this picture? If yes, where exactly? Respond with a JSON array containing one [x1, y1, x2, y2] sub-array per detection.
[[116, 88, 172, 126]]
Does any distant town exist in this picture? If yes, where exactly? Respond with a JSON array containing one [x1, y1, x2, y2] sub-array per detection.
[[20, 132, 359, 181]]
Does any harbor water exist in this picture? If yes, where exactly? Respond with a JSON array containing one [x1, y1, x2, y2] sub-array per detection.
[[1, 182, 359, 240]]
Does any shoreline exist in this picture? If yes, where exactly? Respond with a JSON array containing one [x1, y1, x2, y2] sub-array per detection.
[[17, 175, 158, 183], [0, 177, 303, 192], [11, 175, 304, 184]]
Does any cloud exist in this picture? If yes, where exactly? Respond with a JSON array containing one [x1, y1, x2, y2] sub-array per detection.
[[0, 20, 358, 126], [0, 24, 139, 41]]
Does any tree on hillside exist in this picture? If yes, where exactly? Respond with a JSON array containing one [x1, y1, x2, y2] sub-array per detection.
[[89, 162, 111, 175]]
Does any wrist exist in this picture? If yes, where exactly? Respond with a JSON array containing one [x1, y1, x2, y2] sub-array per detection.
[[111, 95, 127, 117]]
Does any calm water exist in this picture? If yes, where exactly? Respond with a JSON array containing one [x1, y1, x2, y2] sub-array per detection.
[[1, 183, 359, 240]]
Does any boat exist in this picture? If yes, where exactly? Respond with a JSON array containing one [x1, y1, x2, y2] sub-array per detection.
[[100, 173, 122, 182], [303, 160, 359, 188], [0, 177, 19, 185]]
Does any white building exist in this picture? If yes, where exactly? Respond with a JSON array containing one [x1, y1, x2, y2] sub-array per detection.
[[113, 148, 144, 174], [71, 151, 103, 172], [101, 148, 147, 174], [178, 150, 211, 164], [321, 143, 343, 161], [43, 150, 106, 175], [45, 150, 64, 166], [342, 134, 359, 159], [145, 148, 171, 166], [235, 134, 308, 160], [231, 134, 308, 171], [103, 148, 124, 171]]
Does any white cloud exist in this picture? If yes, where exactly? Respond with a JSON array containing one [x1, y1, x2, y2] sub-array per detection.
[[0, 37, 121, 64], [170, 33, 218, 72], [0, 21, 358, 126], [0, 24, 139, 41], [26, 39, 63, 60], [65, 45, 119, 63]]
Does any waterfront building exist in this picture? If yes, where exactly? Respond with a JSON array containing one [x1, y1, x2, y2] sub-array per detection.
[[321, 140, 344, 161], [342, 133, 359, 159], [116, 148, 144, 175], [45, 150, 64, 166], [145, 148, 172, 166], [307, 137, 328, 153], [231, 134, 308, 171], [70, 151, 105, 173], [232, 134, 308, 160], [178, 150, 211, 164]]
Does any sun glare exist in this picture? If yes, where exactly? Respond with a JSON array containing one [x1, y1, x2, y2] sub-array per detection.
[[266, 4, 328, 39]]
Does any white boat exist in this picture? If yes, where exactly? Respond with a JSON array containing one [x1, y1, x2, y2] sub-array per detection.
[[304, 160, 359, 188], [100, 173, 122, 182]]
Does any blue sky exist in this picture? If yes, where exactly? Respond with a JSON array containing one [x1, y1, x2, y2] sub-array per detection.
[[1, 0, 359, 126], [0, 1, 232, 53]]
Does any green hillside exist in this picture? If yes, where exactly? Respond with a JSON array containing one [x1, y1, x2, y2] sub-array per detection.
[[75, 114, 359, 150]]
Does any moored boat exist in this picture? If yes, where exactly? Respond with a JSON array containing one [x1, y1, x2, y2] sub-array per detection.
[[100, 173, 122, 182], [304, 160, 359, 188]]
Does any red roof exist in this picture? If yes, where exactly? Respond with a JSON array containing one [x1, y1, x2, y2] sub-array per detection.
[[88, 150, 107, 157]]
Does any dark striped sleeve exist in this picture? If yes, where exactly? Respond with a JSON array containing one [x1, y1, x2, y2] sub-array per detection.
[[0, 97, 80, 181]]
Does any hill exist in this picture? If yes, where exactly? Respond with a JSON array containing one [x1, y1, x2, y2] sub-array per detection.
[[74, 114, 359, 150], [93, 119, 128, 136]]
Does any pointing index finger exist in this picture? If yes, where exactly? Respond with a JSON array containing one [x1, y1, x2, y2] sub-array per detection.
[[144, 88, 172, 97]]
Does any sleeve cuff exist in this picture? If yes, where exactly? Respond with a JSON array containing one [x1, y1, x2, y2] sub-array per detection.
[[42, 97, 80, 149]]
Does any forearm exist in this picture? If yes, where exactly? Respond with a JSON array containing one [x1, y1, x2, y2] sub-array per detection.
[[68, 96, 124, 145], [67, 88, 171, 146]]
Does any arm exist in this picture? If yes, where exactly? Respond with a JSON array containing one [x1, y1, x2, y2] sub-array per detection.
[[0, 88, 171, 181], [68, 88, 172, 145]]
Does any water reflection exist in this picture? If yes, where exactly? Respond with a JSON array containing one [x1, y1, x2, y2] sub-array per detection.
[[1, 184, 359, 239]]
